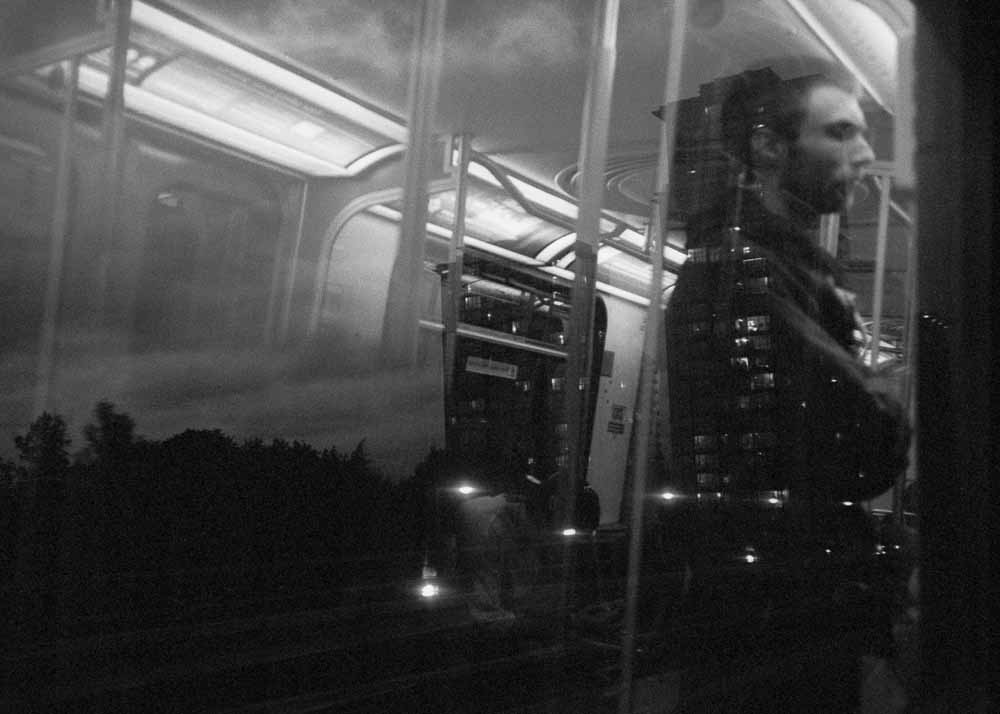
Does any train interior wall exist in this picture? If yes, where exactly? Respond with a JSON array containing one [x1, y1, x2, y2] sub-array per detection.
[[0, 89, 446, 479]]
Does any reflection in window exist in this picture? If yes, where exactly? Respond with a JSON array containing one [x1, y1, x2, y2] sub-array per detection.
[[133, 187, 277, 350]]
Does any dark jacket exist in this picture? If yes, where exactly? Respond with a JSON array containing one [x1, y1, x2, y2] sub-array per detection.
[[664, 191, 909, 503]]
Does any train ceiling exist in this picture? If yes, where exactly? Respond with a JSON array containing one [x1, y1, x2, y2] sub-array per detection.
[[155, 0, 909, 219], [2, 0, 912, 298]]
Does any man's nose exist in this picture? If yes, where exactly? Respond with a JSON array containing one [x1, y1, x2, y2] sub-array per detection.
[[852, 135, 875, 170]]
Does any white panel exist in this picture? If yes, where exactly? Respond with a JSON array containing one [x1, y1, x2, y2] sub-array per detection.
[[586, 295, 647, 524]]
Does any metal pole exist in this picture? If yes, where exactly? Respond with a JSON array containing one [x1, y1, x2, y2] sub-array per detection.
[[618, 2, 689, 711], [869, 173, 893, 368], [443, 134, 472, 451], [96, 0, 131, 323], [34, 57, 81, 416], [382, 0, 447, 366], [895, 198, 918, 522], [819, 212, 840, 256], [559, 0, 621, 530], [278, 180, 309, 344]]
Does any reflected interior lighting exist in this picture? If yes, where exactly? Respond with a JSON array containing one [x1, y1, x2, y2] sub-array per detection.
[[419, 582, 440, 599], [48, 2, 407, 176], [619, 228, 646, 249], [535, 233, 576, 263], [131, 2, 406, 141], [468, 161, 504, 188], [291, 120, 326, 140], [455, 485, 478, 496], [663, 243, 688, 265], [508, 175, 579, 222], [371, 206, 656, 309], [74, 65, 350, 175], [597, 245, 624, 265], [660, 490, 681, 501], [842, 501, 855, 507], [561, 528, 578, 537]]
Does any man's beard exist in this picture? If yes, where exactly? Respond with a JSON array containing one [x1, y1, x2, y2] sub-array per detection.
[[782, 169, 850, 216]]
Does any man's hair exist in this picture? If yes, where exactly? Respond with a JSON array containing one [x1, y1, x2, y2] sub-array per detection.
[[719, 61, 860, 167]]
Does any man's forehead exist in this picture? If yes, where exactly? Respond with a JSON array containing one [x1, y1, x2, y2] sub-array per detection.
[[802, 84, 868, 129]]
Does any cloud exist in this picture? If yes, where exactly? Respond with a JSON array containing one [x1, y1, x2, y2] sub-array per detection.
[[171, 0, 586, 83], [1, 327, 445, 479], [449, 1, 585, 75]]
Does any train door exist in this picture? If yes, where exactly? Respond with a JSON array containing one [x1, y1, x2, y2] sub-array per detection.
[[441, 257, 606, 514]]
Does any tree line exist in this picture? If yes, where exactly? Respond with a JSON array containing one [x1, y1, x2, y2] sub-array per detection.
[[1, 401, 445, 638]]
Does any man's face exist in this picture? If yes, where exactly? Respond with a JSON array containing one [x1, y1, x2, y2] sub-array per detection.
[[781, 84, 875, 215]]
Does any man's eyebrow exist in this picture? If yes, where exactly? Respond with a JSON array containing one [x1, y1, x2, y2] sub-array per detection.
[[827, 119, 869, 135]]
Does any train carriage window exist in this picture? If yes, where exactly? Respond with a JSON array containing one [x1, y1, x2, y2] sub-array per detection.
[[134, 185, 280, 350], [9, 1, 982, 712], [0, 139, 53, 346]]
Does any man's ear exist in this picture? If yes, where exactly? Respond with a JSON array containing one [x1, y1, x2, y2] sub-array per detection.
[[749, 127, 788, 169]]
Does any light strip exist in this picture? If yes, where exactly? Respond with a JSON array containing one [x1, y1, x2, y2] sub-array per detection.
[[663, 243, 688, 265], [535, 233, 576, 263], [0, 134, 46, 158], [131, 2, 407, 141], [508, 175, 579, 221], [597, 245, 624, 265], [783, 0, 891, 111], [368, 205, 661, 307], [468, 161, 504, 188], [76, 64, 348, 175], [619, 228, 647, 249], [346, 144, 406, 173], [540, 265, 653, 307]]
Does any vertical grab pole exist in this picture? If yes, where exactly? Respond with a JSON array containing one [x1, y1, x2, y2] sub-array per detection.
[[869, 172, 892, 369], [442, 134, 472, 450], [819, 213, 841, 256], [618, 2, 688, 712], [383, 0, 447, 366], [34, 56, 81, 416], [96, 0, 131, 323], [559, 0, 621, 531], [277, 180, 309, 345], [895, 209, 918, 521]]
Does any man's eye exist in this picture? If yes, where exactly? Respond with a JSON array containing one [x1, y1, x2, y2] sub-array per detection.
[[827, 123, 866, 141]]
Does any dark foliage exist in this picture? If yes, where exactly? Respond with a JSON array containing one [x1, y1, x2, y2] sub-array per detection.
[[1, 402, 432, 637]]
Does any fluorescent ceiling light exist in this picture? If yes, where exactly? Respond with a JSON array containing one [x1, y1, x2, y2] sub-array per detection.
[[468, 161, 504, 188], [76, 64, 348, 175], [535, 233, 576, 263], [131, 2, 406, 142], [597, 245, 624, 265], [663, 243, 688, 265], [346, 144, 406, 173], [619, 228, 647, 250], [53, 2, 412, 176], [508, 175, 578, 222], [290, 120, 325, 140]]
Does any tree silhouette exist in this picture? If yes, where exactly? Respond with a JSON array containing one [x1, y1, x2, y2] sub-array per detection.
[[83, 400, 136, 465], [14, 412, 70, 476], [1, 456, 21, 486]]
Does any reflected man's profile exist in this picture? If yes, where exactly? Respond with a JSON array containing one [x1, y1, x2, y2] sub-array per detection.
[[663, 63, 910, 712]]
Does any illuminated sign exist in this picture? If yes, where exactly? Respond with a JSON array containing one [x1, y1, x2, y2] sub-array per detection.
[[464, 356, 518, 380]]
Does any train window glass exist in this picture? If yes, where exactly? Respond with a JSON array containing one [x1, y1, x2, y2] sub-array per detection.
[[0, 140, 53, 364], [1, 1, 922, 712], [134, 185, 278, 350]]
